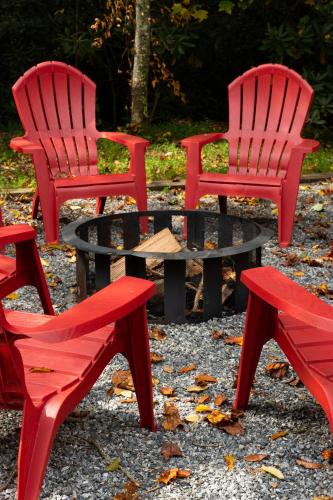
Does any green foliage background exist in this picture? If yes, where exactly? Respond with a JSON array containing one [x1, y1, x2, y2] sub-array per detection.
[[0, 0, 332, 137]]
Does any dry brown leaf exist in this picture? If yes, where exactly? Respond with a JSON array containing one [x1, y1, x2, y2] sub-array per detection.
[[112, 370, 135, 391], [29, 366, 54, 373], [282, 252, 299, 267], [296, 458, 323, 469], [271, 430, 288, 440], [178, 363, 196, 374], [150, 352, 165, 363], [112, 480, 140, 500], [313, 496, 333, 500], [261, 465, 284, 480], [195, 373, 218, 386], [197, 394, 210, 404], [265, 362, 289, 379], [288, 376, 303, 387], [177, 469, 191, 478], [301, 256, 323, 267], [120, 397, 137, 404], [163, 366, 174, 373], [211, 330, 224, 340], [244, 454, 269, 462], [224, 420, 245, 436], [224, 336, 243, 346], [214, 393, 227, 406], [224, 454, 235, 470], [293, 271, 304, 277], [114, 388, 133, 398], [161, 441, 183, 461], [205, 240, 217, 250], [149, 326, 167, 341], [160, 387, 176, 396], [162, 402, 183, 431], [187, 385, 208, 393], [322, 448, 333, 463], [152, 377, 159, 386]]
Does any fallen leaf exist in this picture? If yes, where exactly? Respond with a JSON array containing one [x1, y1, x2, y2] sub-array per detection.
[[261, 465, 284, 480], [195, 373, 218, 386], [6, 292, 19, 300], [120, 397, 137, 404], [288, 377, 303, 387], [301, 256, 323, 267], [224, 420, 245, 436], [224, 454, 235, 470], [29, 366, 54, 373], [206, 410, 231, 425], [187, 385, 208, 393], [214, 393, 227, 406], [161, 441, 183, 461], [112, 481, 140, 500], [160, 387, 176, 396], [149, 326, 167, 341], [296, 458, 323, 469], [311, 202, 324, 212], [195, 404, 212, 413], [178, 363, 196, 374], [205, 240, 217, 250], [265, 362, 289, 379], [150, 352, 165, 363], [40, 257, 49, 267], [197, 394, 210, 404], [293, 271, 304, 277], [162, 402, 183, 431], [244, 454, 269, 462], [322, 448, 333, 463], [224, 336, 243, 346], [211, 330, 224, 340], [114, 388, 133, 398], [177, 469, 191, 478], [184, 414, 200, 423], [106, 457, 121, 472], [313, 496, 333, 500], [152, 376, 159, 386], [112, 370, 135, 391], [163, 366, 174, 373], [271, 431, 288, 440]]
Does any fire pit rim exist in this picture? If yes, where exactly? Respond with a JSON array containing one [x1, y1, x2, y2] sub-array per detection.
[[63, 209, 272, 259]]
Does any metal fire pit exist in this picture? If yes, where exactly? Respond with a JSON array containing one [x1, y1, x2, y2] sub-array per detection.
[[63, 210, 271, 323]]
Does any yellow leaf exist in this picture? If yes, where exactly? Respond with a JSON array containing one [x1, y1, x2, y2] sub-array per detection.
[[30, 366, 54, 373], [224, 336, 243, 346], [187, 385, 208, 393], [224, 454, 235, 471], [261, 465, 284, 480], [293, 271, 304, 277], [184, 414, 200, 423], [206, 410, 229, 425], [163, 366, 174, 373], [114, 388, 132, 398], [106, 457, 121, 472], [40, 258, 49, 267], [195, 404, 212, 413], [6, 292, 19, 300]]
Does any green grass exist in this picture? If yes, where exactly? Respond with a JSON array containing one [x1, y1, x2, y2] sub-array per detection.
[[0, 120, 332, 190]]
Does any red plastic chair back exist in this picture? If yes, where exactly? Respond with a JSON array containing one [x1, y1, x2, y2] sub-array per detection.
[[226, 64, 314, 177], [12, 61, 99, 179]]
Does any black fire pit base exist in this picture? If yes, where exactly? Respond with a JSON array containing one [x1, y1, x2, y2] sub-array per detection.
[[63, 210, 271, 324]]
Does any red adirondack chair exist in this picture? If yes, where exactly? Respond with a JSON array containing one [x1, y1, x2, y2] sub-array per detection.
[[10, 61, 149, 243], [0, 221, 53, 314], [181, 64, 320, 247], [0, 224, 156, 500], [234, 266, 333, 434]]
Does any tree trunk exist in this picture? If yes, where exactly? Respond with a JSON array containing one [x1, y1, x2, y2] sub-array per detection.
[[131, 0, 150, 127]]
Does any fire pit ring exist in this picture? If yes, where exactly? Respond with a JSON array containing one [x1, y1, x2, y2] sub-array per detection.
[[63, 210, 272, 323]]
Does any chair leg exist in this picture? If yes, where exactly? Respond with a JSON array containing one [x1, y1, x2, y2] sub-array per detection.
[[32, 192, 40, 219], [17, 401, 60, 500], [234, 292, 277, 409], [134, 187, 148, 233], [278, 188, 298, 248], [40, 198, 60, 244], [120, 306, 156, 431], [96, 197, 106, 215]]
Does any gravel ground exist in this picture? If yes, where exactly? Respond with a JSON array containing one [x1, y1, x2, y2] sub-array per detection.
[[0, 181, 332, 500]]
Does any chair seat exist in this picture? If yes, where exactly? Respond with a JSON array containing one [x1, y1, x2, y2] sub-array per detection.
[[54, 172, 135, 189], [199, 172, 285, 187], [6, 310, 115, 404], [279, 313, 333, 379]]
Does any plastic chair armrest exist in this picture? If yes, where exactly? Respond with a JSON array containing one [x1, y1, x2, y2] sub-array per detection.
[[241, 266, 333, 332], [10, 137, 43, 154], [7, 276, 156, 343], [293, 139, 320, 154], [99, 131, 150, 148], [181, 133, 225, 148], [0, 224, 36, 245]]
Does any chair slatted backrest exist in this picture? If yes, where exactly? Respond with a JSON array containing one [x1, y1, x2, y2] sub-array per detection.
[[12, 61, 99, 179], [226, 64, 314, 177]]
